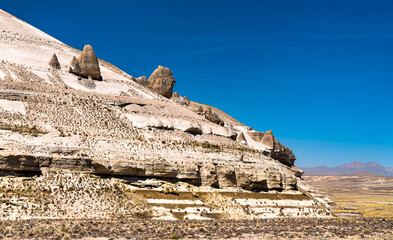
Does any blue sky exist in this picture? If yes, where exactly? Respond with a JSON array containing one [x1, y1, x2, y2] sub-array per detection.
[[2, 1, 393, 167]]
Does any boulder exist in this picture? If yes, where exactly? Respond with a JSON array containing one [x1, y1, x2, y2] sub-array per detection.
[[72, 45, 102, 80], [148, 66, 176, 98], [49, 53, 60, 69]]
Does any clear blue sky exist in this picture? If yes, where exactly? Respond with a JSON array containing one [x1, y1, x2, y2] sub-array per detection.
[[3, 1, 393, 167]]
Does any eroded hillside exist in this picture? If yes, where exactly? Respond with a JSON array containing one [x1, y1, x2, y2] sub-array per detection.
[[0, 8, 332, 220]]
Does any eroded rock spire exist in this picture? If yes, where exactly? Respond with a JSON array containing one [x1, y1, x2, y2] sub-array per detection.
[[71, 45, 102, 80], [49, 53, 60, 69]]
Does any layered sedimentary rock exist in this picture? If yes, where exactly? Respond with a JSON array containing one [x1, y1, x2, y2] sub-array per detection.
[[0, 154, 297, 191], [0, 8, 334, 221], [0, 8, 299, 195]]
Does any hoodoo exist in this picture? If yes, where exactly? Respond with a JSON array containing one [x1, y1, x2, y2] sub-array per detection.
[[71, 44, 102, 80], [48, 53, 60, 69]]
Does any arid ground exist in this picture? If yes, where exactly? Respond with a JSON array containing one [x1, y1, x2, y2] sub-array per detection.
[[0, 175, 392, 239], [0, 217, 392, 240], [303, 175, 393, 218]]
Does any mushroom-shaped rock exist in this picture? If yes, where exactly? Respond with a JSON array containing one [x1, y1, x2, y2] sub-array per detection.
[[74, 45, 102, 80], [148, 66, 176, 98], [49, 53, 60, 69]]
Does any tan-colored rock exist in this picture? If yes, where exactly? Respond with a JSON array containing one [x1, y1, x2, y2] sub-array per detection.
[[148, 66, 176, 98], [248, 131, 264, 142], [271, 139, 296, 166], [171, 92, 190, 106], [49, 53, 60, 69], [73, 45, 102, 80], [236, 132, 246, 142], [135, 76, 149, 87], [73, 61, 81, 73], [261, 130, 274, 148], [217, 166, 237, 187], [70, 56, 77, 68]]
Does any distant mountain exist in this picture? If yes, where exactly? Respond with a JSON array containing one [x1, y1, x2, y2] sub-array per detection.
[[300, 161, 393, 177], [347, 171, 381, 176]]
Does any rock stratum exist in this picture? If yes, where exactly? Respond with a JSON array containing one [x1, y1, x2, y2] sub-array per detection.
[[0, 9, 331, 220]]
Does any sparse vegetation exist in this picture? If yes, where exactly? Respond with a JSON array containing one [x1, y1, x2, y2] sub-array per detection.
[[170, 234, 179, 239], [0, 123, 47, 136], [0, 218, 390, 239]]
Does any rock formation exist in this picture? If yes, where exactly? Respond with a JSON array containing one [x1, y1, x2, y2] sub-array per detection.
[[237, 132, 246, 142], [71, 45, 102, 80], [171, 92, 190, 106], [0, 9, 332, 221], [259, 130, 296, 166], [248, 131, 265, 142], [147, 66, 176, 98], [70, 56, 77, 68], [261, 130, 274, 148], [271, 139, 296, 166], [49, 53, 60, 69], [134, 76, 149, 87], [133, 67, 176, 98]]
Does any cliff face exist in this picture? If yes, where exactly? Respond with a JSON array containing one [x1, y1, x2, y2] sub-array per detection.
[[0, 9, 331, 220]]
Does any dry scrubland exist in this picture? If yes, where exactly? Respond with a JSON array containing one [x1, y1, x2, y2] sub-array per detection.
[[303, 175, 393, 218], [0, 172, 391, 239], [0, 218, 392, 239]]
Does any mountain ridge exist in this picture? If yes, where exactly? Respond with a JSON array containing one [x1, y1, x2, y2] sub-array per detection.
[[300, 161, 393, 176]]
